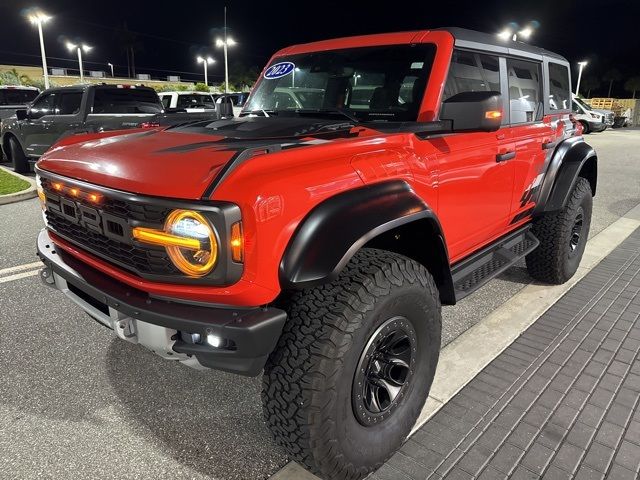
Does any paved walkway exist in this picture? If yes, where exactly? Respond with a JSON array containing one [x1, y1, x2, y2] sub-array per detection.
[[370, 227, 640, 480]]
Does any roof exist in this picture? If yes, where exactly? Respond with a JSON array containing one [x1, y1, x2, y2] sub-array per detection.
[[158, 91, 213, 95], [437, 27, 568, 62], [273, 27, 567, 63], [0, 85, 39, 90]]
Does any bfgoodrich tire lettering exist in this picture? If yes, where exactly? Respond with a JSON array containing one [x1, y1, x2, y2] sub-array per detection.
[[526, 177, 592, 284], [262, 249, 441, 480]]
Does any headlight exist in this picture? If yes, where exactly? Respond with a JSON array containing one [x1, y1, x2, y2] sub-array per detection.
[[133, 209, 218, 277]]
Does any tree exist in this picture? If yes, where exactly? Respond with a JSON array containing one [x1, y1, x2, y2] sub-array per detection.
[[193, 82, 210, 92], [603, 68, 622, 97], [115, 23, 143, 78], [581, 76, 600, 98], [624, 76, 640, 99]]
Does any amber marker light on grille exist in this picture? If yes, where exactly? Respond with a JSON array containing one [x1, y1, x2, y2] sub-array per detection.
[[88, 193, 101, 203], [485, 110, 502, 119], [70, 188, 79, 196], [230, 221, 244, 263], [52, 182, 63, 191]]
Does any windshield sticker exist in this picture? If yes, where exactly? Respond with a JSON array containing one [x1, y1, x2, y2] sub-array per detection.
[[264, 62, 295, 79]]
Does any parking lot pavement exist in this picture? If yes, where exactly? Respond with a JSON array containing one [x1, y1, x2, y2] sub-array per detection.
[[0, 129, 638, 479], [370, 227, 640, 480]]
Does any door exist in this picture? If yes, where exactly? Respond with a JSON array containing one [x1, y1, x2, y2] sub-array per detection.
[[21, 91, 57, 157], [504, 58, 553, 222], [432, 50, 516, 262], [46, 90, 85, 146]]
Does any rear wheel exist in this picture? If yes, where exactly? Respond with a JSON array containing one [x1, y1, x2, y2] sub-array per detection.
[[8, 137, 30, 174], [526, 177, 592, 284], [262, 249, 441, 480]]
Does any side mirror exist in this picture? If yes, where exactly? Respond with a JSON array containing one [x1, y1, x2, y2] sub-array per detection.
[[216, 96, 234, 118], [440, 91, 502, 132], [15, 109, 28, 121]]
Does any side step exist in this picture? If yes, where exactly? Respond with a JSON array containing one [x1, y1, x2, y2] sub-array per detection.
[[451, 226, 539, 301]]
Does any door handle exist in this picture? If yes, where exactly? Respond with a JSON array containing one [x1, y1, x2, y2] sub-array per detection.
[[496, 151, 516, 162], [542, 141, 557, 150]]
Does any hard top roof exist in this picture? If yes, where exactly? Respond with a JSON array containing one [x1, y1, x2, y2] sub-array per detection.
[[437, 27, 568, 62]]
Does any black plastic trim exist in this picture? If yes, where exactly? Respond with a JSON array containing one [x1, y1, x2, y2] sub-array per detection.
[[37, 229, 285, 376], [279, 180, 454, 302], [534, 137, 597, 215]]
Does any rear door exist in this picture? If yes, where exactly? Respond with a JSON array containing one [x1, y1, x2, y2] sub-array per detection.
[[433, 50, 516, 261], [505, 57, 555, 223]]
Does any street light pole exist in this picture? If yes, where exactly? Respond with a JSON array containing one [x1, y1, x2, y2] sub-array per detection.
[[215, 7, 236, 94], [575, 61, 588, 96], [197, 56, 215, 86], [67, 43, 91, 83], [108, 62, 114, 77], [28, 11, 51, 89]]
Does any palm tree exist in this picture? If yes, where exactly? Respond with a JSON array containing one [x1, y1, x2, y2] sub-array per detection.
[[581, 76, 600, 98], [115, 23, 143, 78], [624, 76, 640, 99], [603, 69, 622, 97]]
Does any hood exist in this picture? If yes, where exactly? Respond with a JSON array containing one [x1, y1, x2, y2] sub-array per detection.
[[37, 116, 360, 200]]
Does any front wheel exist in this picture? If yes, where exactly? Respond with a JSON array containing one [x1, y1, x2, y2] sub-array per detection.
[[262, 249, 441, 480], [526, 177, 592, 284]]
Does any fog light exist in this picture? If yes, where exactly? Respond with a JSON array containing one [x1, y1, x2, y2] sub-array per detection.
[[206, 334, 222, 348]]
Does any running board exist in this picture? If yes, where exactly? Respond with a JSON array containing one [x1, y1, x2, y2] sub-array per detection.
[[451, 226, 539, 301]]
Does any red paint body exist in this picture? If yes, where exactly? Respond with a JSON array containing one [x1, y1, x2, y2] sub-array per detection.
[[37, 30, 574, 306]]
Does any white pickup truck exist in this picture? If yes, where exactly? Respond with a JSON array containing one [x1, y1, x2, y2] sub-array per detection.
[[158, 91, 217, 112]]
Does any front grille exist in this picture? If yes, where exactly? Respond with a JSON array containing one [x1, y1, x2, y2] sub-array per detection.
[[41, 178, 181, 278]]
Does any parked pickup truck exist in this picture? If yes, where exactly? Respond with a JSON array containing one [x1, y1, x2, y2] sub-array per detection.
[[0, 85, 40, 121], [0, 84, 163, 173]]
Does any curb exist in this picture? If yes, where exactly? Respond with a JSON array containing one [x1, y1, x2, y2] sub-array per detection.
[[0, 166, 37, 205]]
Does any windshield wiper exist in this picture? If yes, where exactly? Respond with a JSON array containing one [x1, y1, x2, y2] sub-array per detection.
[[292, 108, 360, 124], [240, 109, 276, 117]]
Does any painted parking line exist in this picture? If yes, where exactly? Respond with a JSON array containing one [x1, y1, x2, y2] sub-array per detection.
[[270, 202, 640, 480], [0, 269, 39, 284], [0, 261, 42, 277]]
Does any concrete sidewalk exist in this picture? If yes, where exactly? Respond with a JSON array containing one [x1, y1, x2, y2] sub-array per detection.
[[371, 227, 640, 480]]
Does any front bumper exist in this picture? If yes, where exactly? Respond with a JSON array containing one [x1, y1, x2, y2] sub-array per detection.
[[37, 228, 286, 376], [588, 121, 607, 132]]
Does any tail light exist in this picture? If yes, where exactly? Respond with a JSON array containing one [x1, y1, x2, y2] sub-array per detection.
[[139, 121, 160, 129]]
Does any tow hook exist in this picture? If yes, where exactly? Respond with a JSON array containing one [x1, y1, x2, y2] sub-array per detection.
[[40, 266, 55, 286]]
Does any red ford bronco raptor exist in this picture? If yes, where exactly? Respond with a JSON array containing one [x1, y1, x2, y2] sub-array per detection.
[[35, 27, 596, 480]]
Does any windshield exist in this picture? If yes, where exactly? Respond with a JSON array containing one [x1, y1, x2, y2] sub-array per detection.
[[574, 97, 592, 111], [244, 44, 436, 122]]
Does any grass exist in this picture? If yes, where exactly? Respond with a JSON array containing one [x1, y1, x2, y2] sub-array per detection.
[[0, 168, 30, 195]]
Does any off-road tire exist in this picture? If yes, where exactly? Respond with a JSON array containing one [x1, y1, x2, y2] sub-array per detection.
[[526, 177, 592, 284], [262, 248, 441, 480], [9, 137, 29, 174]]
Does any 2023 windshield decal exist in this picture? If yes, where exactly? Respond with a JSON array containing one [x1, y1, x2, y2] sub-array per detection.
[[264, 62, 295, 79]]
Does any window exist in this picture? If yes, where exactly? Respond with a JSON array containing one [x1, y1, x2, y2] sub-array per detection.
[[507, 58, 543, 123], [92, 88, 162, 114], [548, 63, 570, 111], [442, 51, 501, 101], [244, 44, 436, 122], [56, 92, 82, 115], [0, 89, 39, 105], [176, 94, 216, 109], [160, 95, 172, 109], [30, 93, 56, 117]]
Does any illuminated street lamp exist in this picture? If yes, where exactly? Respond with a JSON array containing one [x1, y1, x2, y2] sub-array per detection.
[[497, 24, 536, 42], [27, 10, 51, 89], [107, 62, 114, 77], [216, 6, 236, 93], [197, 56, 215, 86], [575, 61, 588, 96], [66, 42, 92, 83]]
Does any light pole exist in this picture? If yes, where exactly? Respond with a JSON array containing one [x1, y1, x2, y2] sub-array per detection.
[[197, 56, 215, 86], [107, 62, 114, 77], [216, 6, 236, 93], [67, 42, 92, 83], [27, 10, 51, 89], [575, 61, 588, 96]]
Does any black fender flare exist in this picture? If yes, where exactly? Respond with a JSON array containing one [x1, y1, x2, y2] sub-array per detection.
[[279, 180, 455, 303], [535, 137, 597, 215]]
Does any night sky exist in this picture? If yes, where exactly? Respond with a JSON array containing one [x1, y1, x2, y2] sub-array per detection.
[[0, 0, 638, 96]]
